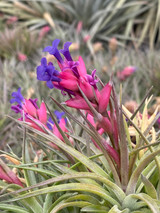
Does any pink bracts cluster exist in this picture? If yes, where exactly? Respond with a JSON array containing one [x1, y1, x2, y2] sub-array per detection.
[[36, 39, 120, 166], [17, 52, 27, 62], [38, 26, 51, 41], [37, 39, 112, 115], [117, 66, 136, 81], [10, 88, 69, 147]]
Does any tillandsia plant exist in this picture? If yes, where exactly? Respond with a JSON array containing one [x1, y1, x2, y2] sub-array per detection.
[[0, 39, 160, 213]]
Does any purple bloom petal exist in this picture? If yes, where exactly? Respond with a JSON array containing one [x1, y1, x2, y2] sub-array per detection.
[[48, 62, 53, 66], [46, 81, 54, 89], [37, 57, 61, 87], [53, 84, 75, 96], [29, 98, 38, 109], [11, 105, 22, 113], [63, 61, 80, 78], [47, 111, 66, 130], [52, 39, 60, 50], [37, 66, 50, 81], [43, 39, 63, 63], [47, 65, 60, 78], [51, 76, 61, 82], [10, 88, 25, 106], [53, 69, 60, 76], [47, 117, 54, 130], [41, 57, 47, 66], [43, 46, 53, 53], [60, 41, 72, 61], [86, 69, 98, 88], [54, 110, 65, 122]]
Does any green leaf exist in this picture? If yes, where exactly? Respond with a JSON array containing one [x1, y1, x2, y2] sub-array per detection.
[[22, 127, 37, 188], [131, 209, 151, 213], [4, 182, 121, 208], [0, 172, 125, 204], [122, 194, 145, 211], [0, 204, 29, 213], [126, 149, 160, 194], [131, 193, 160, 213], [69, 134, 111, 172], [112, 86, 129, 191], [136, 160, 156, 193], [47, 193, 77, 213], [50, 201, 91, 213], [108, 205, 129, 213], [21, 126, 43, 211], [43, 193, 54, 213], [0, 181, 42, 212], [66, 194, 100, 205], [141, 175, 157, 199], [81, 204, 109, 212], [16, 118, 110, 179], [9, 165, 57, 177]]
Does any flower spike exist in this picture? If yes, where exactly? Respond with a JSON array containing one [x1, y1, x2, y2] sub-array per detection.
[[60, 41, 73, 61], [43, 39, 63, 63], [10, 88, 25, 106], [37, 57, 61, 89]]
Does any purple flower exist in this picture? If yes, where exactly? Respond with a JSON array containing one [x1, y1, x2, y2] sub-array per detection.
[[11, 105, 22, 113], [60, 42, 72, 61], [47, 117, 54, 130], [47, 110, 66, 130], [37, 57, 61, 89], [43, 39, 63, 63], [10, 88, 39, 116], [54, 110, 65, 122], [86, 69, 99, 88], [10, 88, 25, 106]]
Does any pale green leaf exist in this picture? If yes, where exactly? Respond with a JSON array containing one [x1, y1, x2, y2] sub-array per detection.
[[0, 204, 29, 213], [81, 204, 109, 212], [141, 175, 157, 199], [108, 205, 129, 213]]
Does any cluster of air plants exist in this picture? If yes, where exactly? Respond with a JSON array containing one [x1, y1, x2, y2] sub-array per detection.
[[0, 39, 160, 212], [0, 26, 51, 60], [1, 0, 160, 48]]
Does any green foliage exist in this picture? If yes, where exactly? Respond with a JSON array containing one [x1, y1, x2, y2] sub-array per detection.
[[1, 0, 160, 48], [0, 89, 160, 212], [0, 27, 48, 60]]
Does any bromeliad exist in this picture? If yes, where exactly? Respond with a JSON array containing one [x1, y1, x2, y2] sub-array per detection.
[[36, 39, 120, 165]]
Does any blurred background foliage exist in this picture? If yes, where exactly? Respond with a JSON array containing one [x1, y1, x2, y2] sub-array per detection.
[[1, 0, 160, 48], [0, 0, 160, 153]]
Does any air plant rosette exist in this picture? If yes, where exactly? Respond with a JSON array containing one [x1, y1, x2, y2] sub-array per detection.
[[0, 39, 160, 213]]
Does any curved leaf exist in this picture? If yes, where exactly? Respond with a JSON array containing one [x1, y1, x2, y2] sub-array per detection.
[[108, 205, 129, 213], [4, 182, 121, 208], [50, 201, 91, 213], [81, 204, 109, 212], [141, 175, 157, 199], [131, 193, 160, 213], [126, 149, 160, 194], [0, 172, 125, 204], [66, 194, 100, 205], [0, 204, 29, 213], [8, 117, 109, 179]]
